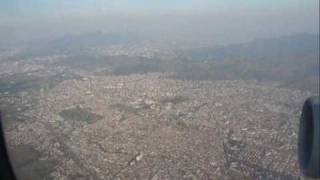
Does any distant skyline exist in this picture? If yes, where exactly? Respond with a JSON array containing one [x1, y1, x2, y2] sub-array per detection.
[[0, 0, 318, 45]]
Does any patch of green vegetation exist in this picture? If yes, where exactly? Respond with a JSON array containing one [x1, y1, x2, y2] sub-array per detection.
[[159, 95, 189, 105], [0, 71, 80, 94], [10, 145, 56, 180], [0, 73, 42, 94], [111, 60, 162, 75], [59, 106, 103, 123], [109, 103, 142, 116]]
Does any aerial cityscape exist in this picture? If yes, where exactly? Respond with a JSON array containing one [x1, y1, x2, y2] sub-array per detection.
[[1, 32, 318, 179], [0, 0, 319, 179]]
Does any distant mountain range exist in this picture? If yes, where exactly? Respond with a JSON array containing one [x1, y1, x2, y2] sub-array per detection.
[[4, 32, 319, 93], [186, 33, 319, 61], [12, 32, 141, 58], [174, 34, 319, 93], [47, 32, 139, 49]]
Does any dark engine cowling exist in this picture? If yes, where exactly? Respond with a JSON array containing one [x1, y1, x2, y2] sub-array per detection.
[[298, 96, 320, 178]]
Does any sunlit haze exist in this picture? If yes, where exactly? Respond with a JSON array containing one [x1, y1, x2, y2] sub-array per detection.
[[0, 0, 318, 45]]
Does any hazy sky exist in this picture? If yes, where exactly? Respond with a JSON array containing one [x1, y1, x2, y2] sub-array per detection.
[[1, 0, 318, 17], [0, 0, 318, 45]]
